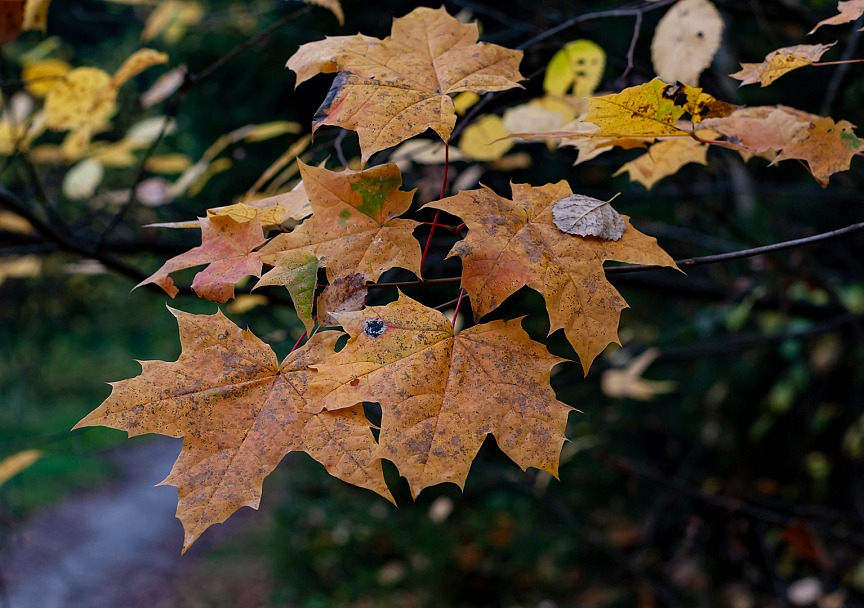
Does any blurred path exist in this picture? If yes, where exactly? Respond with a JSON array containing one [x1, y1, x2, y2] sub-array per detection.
[[0, 438, 212, 608]]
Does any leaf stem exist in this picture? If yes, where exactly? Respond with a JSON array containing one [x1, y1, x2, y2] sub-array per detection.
[[419, 140, 450, 279], [451, 289, 466, 327]]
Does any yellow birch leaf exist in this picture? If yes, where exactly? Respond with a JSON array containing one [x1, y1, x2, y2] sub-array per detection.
[[44, 67, 115, 132], [651, 0, 723, 85], [459, 114, 513, 161], [22, 58, 70, 97], [454, 92, 480, 115], [145, 153, 191, 173], [543, 39, 605, 97], [110, 48, 169, 88]]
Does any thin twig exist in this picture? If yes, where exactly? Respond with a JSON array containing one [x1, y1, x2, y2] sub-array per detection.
[[620, 11, 642, 81]]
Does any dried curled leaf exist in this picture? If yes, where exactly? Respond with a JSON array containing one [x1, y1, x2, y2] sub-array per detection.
[[287, 6, 523, 163], [810, 0, 864, 34], [312, 294, 573, 497], [730, 43, 835, 87], [74, 310, 391, 551], [552, 194, 625, 241], [651, 0, 724, 85], [317, 273, 367, 326], [426, 181, 678, 372]]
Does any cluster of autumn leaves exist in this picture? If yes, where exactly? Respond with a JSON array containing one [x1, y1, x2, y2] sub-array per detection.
[[63, 4, 864, 549]]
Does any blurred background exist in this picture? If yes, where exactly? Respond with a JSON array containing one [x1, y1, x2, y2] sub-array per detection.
[[2, 0, 864, 606]]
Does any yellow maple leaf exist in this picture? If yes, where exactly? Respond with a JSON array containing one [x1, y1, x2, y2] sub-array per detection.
[[730, 43, 835, 87], [613, 136, 710, 189]]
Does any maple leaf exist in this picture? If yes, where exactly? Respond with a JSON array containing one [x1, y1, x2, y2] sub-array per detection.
[[810, 0, 864, 34], [286, 6, 524, 163], [74, 309, 392, 551], [613, 136, 709, 189], [772, 116, 862, 186], [701, 106, 811, 156], [260, 161, 421, 283], [311, 293, 573, 497], [136, 215, 265, 303], [730, 43, 835, 87], [425, 181, 678, 373], [702, 106, 861, 184], [255, 251, 319, 333]]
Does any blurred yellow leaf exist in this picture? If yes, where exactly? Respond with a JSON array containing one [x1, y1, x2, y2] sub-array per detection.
[[227, 294, 268, 314], [22, 58, 70, 97], [239, 121, 302, 142], [187, 157, 232, 196], [0, 211, 33, 233], [454, 92, 480, 115], [0, 450, 42, 485], [0, 256, 42, 285], [111, 48, 169, 88], [63, 158, 104, 199], [145, 153, 191, 173], [601, 348, 676, 401], [142, 0, 203, 43], [543, 40, 605, 97], [459, 114, 513, 161]]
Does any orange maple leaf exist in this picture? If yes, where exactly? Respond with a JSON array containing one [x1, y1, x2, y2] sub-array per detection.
[[311, 294, 573, 497], [287, 6, 524, 163], [136, 215, 266, 303], [773, 116, 862, 186], [74, 309, 392, 551], [426, 181, 678, 373], [259, 160, 421, 283]]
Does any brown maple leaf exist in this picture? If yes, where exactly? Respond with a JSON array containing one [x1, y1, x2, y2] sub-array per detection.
[[311, 294, 573, 497], [425, 182, 678, 373], [74, 309, 392, 551], [259, 161, 421, 283], [287, 6, 524, 163], [136, 215, 265, 303]]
